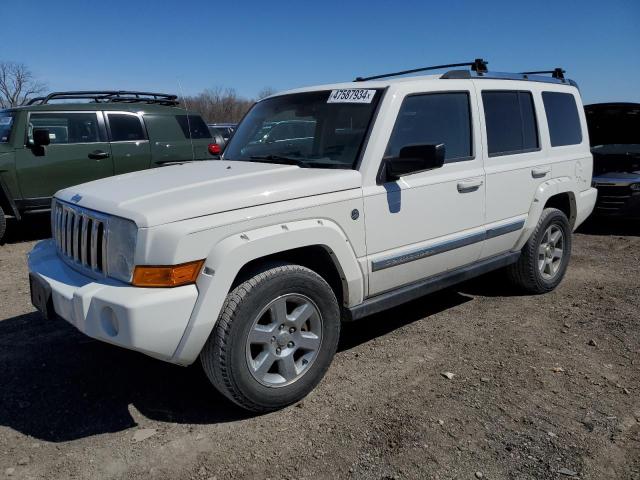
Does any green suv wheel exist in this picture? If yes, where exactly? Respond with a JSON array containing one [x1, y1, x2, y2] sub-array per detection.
[[0, 207, 6, 244]]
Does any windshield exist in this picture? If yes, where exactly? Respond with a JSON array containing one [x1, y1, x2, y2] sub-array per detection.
[[0, 111, 15, 143], [223, 89, 383, 169], [586, 105, 640, 148]]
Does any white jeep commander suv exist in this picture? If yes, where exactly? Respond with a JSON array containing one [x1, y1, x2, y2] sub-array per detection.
[[28, 60, 597, 412]]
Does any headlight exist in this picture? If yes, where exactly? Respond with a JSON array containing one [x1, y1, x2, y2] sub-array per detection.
[[106, 216, 138, 282], [630, 183, 640, 192]]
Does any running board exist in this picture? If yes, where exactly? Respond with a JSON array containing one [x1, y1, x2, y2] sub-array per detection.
[[344, 252, 520, 321]]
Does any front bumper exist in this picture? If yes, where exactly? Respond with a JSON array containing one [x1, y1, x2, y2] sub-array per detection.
[[28, 240, 198, 363], [592, 177, 640, 218]]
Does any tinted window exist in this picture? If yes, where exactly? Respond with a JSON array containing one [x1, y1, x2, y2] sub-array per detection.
[[108, 114, 146, 141], [176, 115, 212, 139], [29, 112, 102, 144], [0, 111, 15, 143], [482, 91, 539, 156], [542, 92, 582, 146], [385, 92, 472, 162]]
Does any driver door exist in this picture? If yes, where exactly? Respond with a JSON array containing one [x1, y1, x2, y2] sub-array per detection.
[[16, 111, 113, 199], [363, 89, 486, 295]]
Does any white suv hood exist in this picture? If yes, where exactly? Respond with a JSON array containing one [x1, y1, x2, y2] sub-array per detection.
[[56, 161, 362, 227]]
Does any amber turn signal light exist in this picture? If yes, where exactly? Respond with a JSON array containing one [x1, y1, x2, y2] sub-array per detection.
[[132, 260, 205, 287]]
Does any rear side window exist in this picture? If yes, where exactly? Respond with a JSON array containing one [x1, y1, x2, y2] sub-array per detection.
[[29, 112, 102, 144], [0, 111, 15, 143], [482, 91, 539, 156], [175, 115, 212, 139], [385, 92, 473, 162], [542, 92, 582, 146], [108, 113, 146, 141]]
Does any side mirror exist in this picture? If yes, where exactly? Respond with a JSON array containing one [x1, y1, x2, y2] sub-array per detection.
[[385, 143, 445, 181], [33, 129, 51, 147]]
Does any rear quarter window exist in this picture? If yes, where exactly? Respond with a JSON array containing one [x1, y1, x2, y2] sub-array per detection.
[[542, 92, 582, 146], [175, 115, 212, 140]]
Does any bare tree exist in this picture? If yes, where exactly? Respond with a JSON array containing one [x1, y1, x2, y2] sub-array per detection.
[[0, 62, 47, 109], [184, 87, 256, 123], [257, 87, 276, 99]]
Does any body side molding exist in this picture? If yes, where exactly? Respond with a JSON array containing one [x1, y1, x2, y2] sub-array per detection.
[[371, 219, 524, 272]]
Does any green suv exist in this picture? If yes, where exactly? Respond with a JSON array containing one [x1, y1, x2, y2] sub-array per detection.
[[0, 90, 220, 242]]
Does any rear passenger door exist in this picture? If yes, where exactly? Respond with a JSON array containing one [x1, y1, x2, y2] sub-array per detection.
[[477, 87, 545, 258], [16, 111, 113, 199], [104, 112, 152, 175], [364, 88, 486, 296]]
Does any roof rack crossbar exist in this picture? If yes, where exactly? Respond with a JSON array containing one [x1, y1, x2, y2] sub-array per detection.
[[27, 90, 179, 106], [354, 58, 488, 82], [520, 68, 565, 79]]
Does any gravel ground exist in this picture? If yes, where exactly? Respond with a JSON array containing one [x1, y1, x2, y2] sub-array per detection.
[[0, 215, 638, 480]]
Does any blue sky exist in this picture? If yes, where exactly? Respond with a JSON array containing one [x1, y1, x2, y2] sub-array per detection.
[[2, 0, 639, 103]]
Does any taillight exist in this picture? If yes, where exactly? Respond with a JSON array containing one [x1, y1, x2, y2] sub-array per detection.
[[208, 143, 221, 155]]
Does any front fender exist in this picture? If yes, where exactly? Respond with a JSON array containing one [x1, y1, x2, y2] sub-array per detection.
[[170, 218, 364, 365]]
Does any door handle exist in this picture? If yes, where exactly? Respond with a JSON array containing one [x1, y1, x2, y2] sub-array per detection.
[[457, 178, 483, 193], [531, 166, 551, 178], [88, 150, 110, 160]]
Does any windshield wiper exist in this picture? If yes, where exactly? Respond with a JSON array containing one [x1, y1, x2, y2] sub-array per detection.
[[248, 155, 308, 167]]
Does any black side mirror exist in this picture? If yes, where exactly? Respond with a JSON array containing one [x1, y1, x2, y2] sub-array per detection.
[[33, 129, 51, 147], [385, 143, 445, 181]]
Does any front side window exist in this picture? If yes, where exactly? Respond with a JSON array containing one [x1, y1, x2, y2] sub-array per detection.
[[28, 112, 101, 144], [542, 91, 582, 147], [108, 113, 146, 142], [223, 89, 383, 169], [0, 111, 15, 143], [385, 92, 472, 162], [482, 91, 539, 156]]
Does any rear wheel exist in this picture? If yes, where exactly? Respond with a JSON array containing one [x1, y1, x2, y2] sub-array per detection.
[[200, 262, 341, 412], [507, 208, 572, 294]]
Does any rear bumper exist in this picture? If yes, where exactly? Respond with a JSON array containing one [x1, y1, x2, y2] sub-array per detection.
[[27, 240, 198, 363], [575, 187, 598, 228]]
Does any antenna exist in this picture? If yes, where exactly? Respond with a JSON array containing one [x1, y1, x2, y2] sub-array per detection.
[[177, 79, 196, 161]]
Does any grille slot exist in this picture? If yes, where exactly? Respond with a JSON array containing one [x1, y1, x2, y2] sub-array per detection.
[[595, 185, 632, 213], [53, 202, 108, 275]]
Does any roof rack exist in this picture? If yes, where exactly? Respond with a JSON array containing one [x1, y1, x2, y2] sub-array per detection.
[[353, 58, 488, 82], [520, 68, 565, 80], [27, 90, 179, 106]]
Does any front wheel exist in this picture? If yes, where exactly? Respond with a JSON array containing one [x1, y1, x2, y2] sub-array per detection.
[[507, 208, 572, 294], [200, 262, 341, 412]]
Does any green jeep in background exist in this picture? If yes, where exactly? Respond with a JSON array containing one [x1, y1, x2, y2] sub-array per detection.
[[0, 90, 219, 242]]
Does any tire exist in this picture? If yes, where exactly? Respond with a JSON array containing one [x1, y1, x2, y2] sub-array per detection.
[[507, 208, 572, 294], [0, 207, 6, 244], [200, 262, 341, 412]]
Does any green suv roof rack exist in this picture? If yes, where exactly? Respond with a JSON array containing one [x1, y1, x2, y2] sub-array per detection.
[[27, 90, 179, 106]]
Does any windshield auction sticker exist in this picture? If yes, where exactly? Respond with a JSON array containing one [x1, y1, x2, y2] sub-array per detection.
[[327, 89, 376, 103]]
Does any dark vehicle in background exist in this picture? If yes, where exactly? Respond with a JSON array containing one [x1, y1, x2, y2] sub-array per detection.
[[240, 119, 317, 158], [0, 90, 219, 242], [586, 103, 640, 218], [207, 123, 237, 143]]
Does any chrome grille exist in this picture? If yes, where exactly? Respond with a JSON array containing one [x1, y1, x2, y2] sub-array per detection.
[[53, 201, 109, 274]]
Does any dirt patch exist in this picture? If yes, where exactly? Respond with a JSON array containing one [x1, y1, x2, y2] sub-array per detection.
[[0, 216, 639, 479]]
